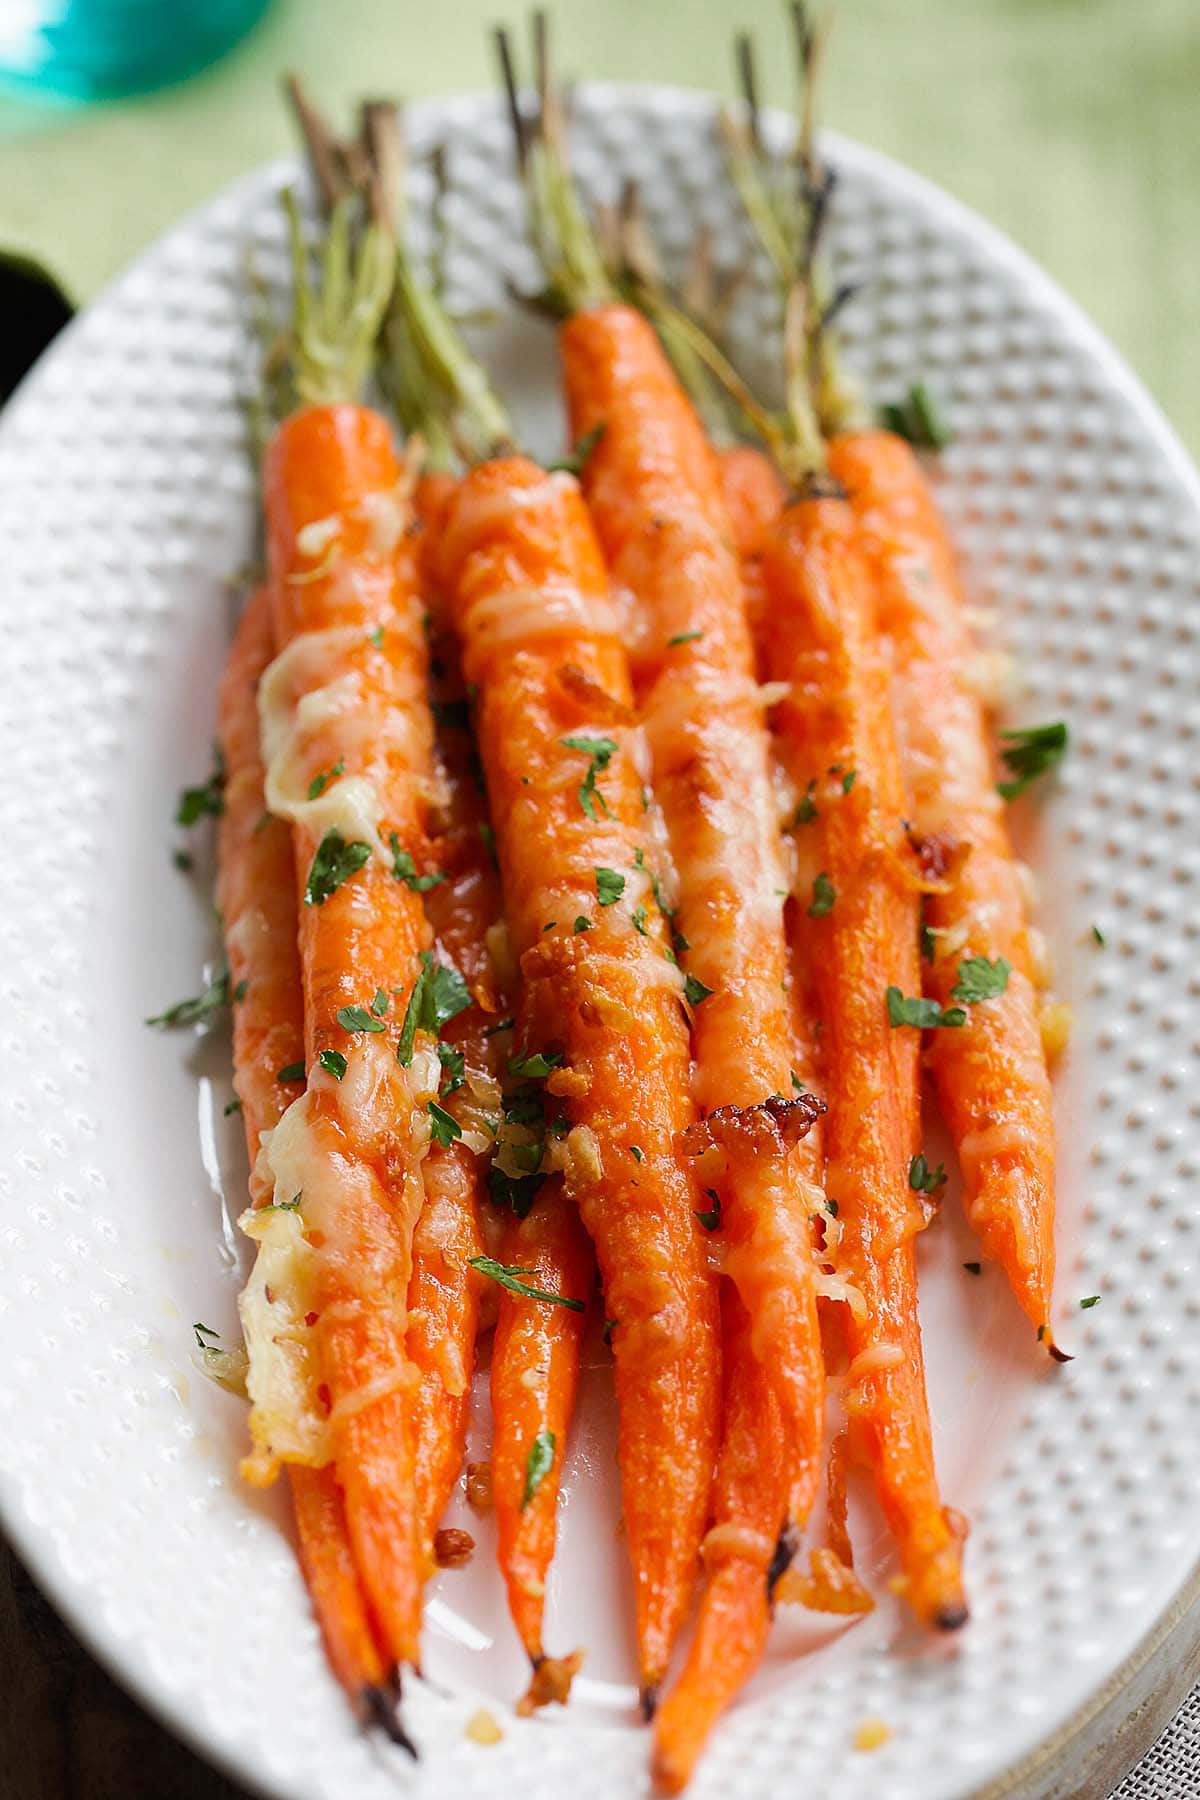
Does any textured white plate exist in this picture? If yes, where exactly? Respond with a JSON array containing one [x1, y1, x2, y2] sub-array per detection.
[[2, 84, 1200, 1800]]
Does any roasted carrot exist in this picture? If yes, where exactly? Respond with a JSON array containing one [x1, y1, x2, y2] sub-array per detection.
[[829, 428, 1058, 1339], [651, 1282, 788, 1795], [561, 304, 827, 1530], [489, 1180, 591, 1707], [248, 199, 439, 1676], [758, 492, 967, 1630], [715, 444, 786, 642], [438, 453, 721, 1704], [216, 589, 395, 1720]]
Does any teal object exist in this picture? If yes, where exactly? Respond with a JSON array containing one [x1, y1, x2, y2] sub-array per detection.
[[0, 0, 270, 100]]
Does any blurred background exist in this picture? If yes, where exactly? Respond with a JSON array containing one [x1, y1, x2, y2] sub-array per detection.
[[1, 0, 1198, 442]]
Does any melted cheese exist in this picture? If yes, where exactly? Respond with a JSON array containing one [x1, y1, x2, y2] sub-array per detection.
[[237, 1201, 327, 1485], [465, 583, 621, 658]]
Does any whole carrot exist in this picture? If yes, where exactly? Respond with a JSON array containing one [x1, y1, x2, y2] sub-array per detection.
[[829, 428, 1059, 1342], [216, 589, 398, 1728], [438, 452, 721, 1707], [759, 491, 967, 1630], [489, 1180, 591, 1710], [253, 196, 436, 1675]]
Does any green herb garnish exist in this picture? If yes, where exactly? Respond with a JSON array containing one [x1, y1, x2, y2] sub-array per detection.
[[996, 721, 1068, 800], [305, 830, 372, 906], [595, 867, 625, 907], [695, 1190, 722, 1231], [318, 1049, 347, 1080], [509, 1048, 564, 1079], [522, 1428, 557, 1509], [880, 381, 952, 452], [684, 973, 715, 1007], [951, 956, 1010, 1004], [307, 758, 344, 800], [389, 833, 447, 891], [146, 968, 230, 1029], [276, 1061, 306, 1083], [336, 1004, 386, 1034], [467, 1255, 585, 1312], [886, 987, 966, 1030], [428, 1100, 463, 1148], [808, 872, 835, 918], [176, 746, 226, 826], [548, 420, 606, 475], [909, 1153, 947, 1196]]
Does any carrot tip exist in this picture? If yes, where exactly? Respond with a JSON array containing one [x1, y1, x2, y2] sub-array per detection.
[[766, 1524, 800, 1601], [1047, 1341, 1074, 1365], [362, 1679, 418, 1758], [934, 1603, 969, 1632], [516, 1648, 586, 1716], [640, 1683, 660, 1723]]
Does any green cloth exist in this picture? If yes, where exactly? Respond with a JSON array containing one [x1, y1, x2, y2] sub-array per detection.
[[2, 0, 1197, 447]]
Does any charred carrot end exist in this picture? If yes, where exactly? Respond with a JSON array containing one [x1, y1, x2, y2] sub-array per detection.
[[490, 1182, 591, 1682]]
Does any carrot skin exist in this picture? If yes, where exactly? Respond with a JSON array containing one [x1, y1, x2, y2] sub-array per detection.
[[490, 1181, 592, 1663], [652, 1283, 788, 1795], [216, 589, 389, 1698], [829, 429, 1057, 1331], [262, 403, 436, 1668], [439, 454, 721, 1691], [715, 443, 787, 644], [562, 306, 825, 1524], [759, 495, 968, 1631]]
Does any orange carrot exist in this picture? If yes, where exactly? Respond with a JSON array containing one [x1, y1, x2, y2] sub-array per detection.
[[562, 306, 827, 1534], [829, 429, 1059, 1340], [758, 492, 968, 1630], [715, 443, 787, 642], [489, 1180, 591, 1707], [651, 1283, 787, 1795], [438, 454, 721, 1703], [216, 589, 393, 1715], [406, 470, 504, 1564]]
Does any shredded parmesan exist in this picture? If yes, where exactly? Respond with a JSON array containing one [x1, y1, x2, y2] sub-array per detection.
[[1038, 999, 1073, 1060], [237, 1200, 327, 1485]]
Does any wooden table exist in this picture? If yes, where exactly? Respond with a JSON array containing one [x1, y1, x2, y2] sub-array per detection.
[[1, 1542, 246, 1800]]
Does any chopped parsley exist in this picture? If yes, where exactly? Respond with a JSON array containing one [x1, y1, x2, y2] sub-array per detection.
[[522, 1429, 557, 1509], [172, 848, 194, 873], [262, 1192, 302, 1214], [1080, 1294, 1101, 1310], [808, 872, 836, 918], [192, 1321, 220, 1350], [234, 979, 247, 1003], [370, 988, 389, 1017], [389, 833, 446, 891], [951, 955, 1011, 1004], [920, 921, 937, 964], [562, 734, 618, 821], [427, 1099, 463, 1148], [631, 905, 649, 935], [176, 745, 226, 826], [304, 830, 372, 906], [841, 769, 857, 794], [1091, 924, 1106, 947], [909, 1153, 947, 1196], [437, 1043, 465, 1094], [368, 624, 385, 648], [509, 1048, 564, 1079], [318, 1049, 348, 1081], [595, 866, 625, 907], [276, 1061, 306, 1083], [396, 951, 472, 1066], [791, 1072, 806, 1093], [574, 916, 592, 933], [684, 973, 715, 1007], [548, 420, 606, 475], [668, 629, 704, 647], [486, 1166, 544, 1217], [146, 967, 230, 1029], [483, 1016, 514, 1037], [336, 1004, 386, 1034], [307, 758, 344, 800], [880, 381, 953, 452], [467, 1255, 585, 1312], [963, 1261, 982, 1276], [886, 986, 966, 1030], [630, 1145, 644, 1163], [996, 721, 1068, 800], [792, 780, 818, 826], [695, 1190, 722, 1231], [223, 1097, 243, 1115]]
